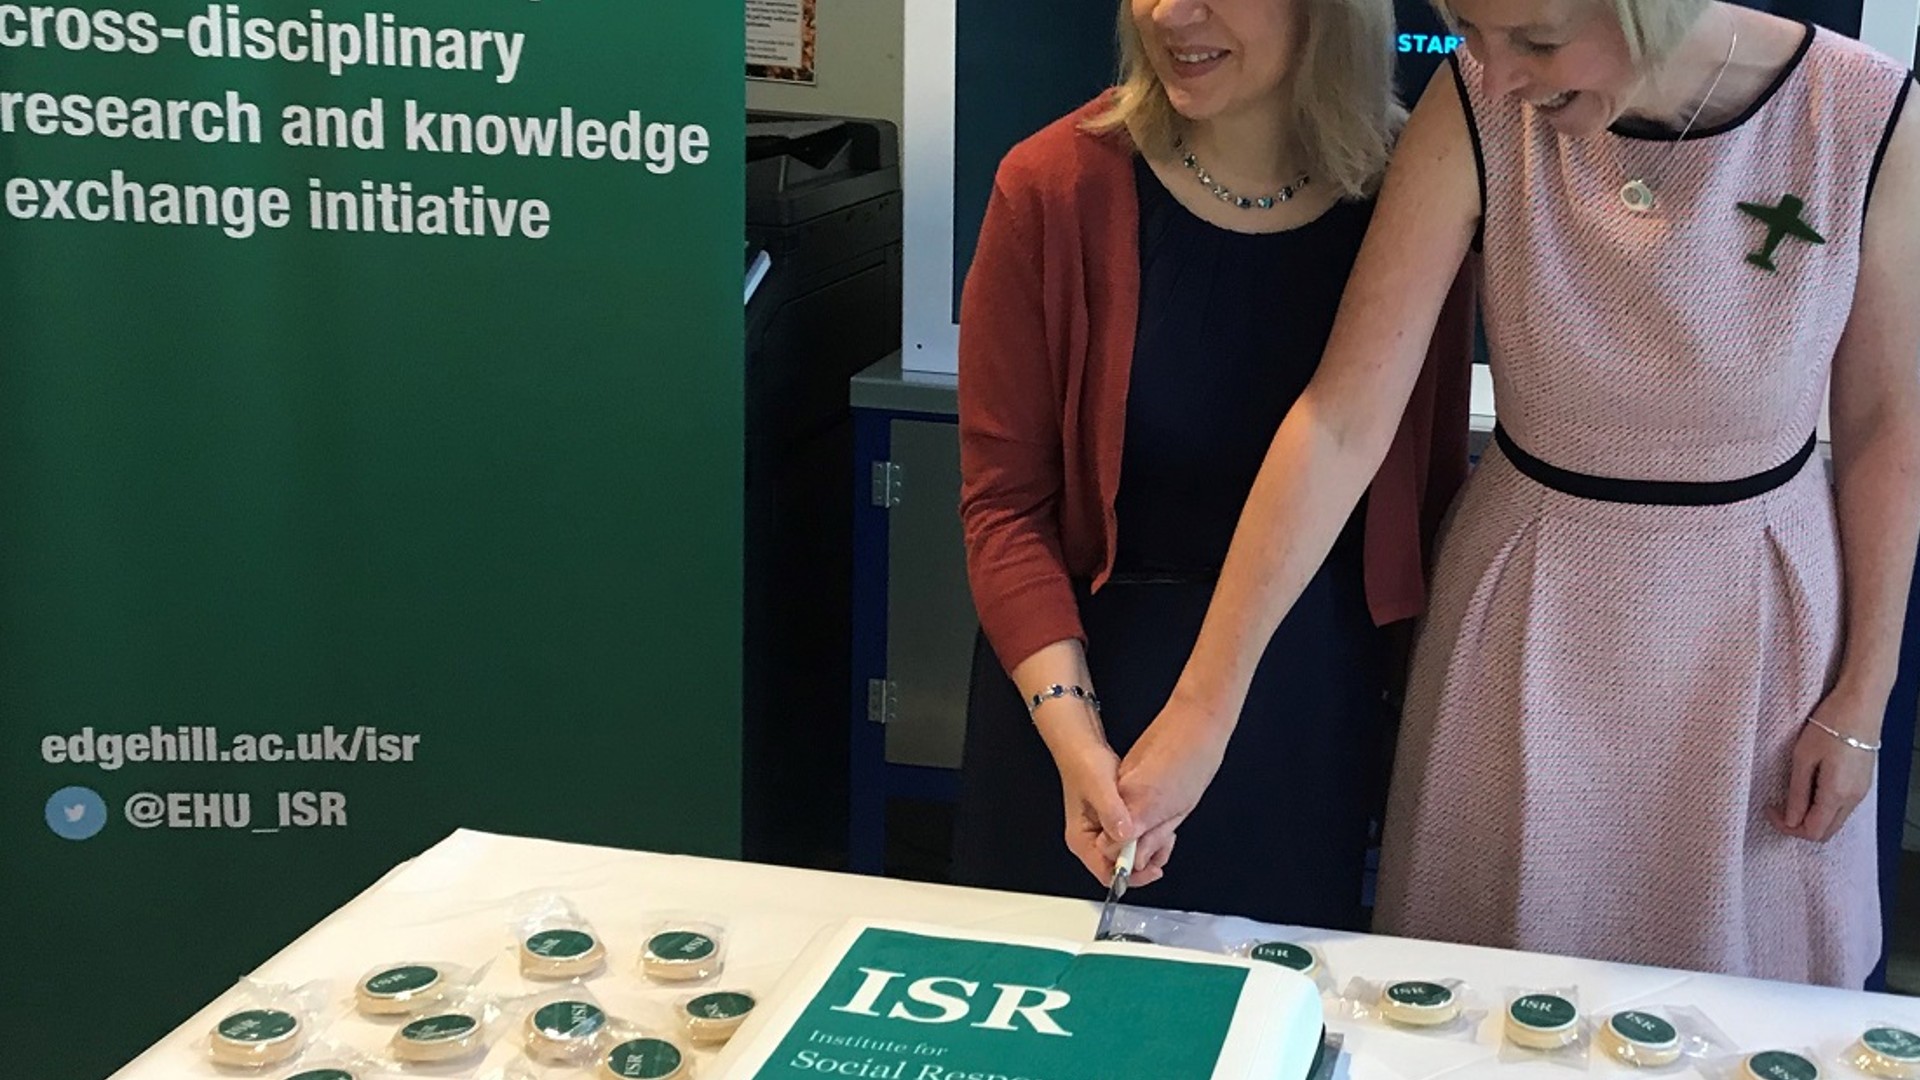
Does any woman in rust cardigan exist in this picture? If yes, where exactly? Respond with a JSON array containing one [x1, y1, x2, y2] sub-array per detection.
[[951, 0, 1475, 927]]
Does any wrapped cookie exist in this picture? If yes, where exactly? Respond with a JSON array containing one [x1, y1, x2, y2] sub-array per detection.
[[1497, 986, 1589, 1069], [383, 990, 503, 1071], [511, 895, 608, 981], [203, 979, 331, 1071], [1836, 1025, 1920, 1078], [1338, 977, 1484, 1042], [1226, 937, 1334, 995], [1704, 1048, 1826, 1080], [596, 1024, 696, 1080], [677, 989, 758, 1046], [1591, 1005, 1734, 1072], [353, 960, 485, 1018], [521, 986, 614, 1067], [639, 916, 726, 985]]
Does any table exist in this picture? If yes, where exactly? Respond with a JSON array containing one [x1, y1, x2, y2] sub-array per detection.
[[112, 829, 1920, 1079]]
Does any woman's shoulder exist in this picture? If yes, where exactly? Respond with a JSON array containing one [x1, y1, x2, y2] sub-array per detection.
[[1783, 23, 1912, 121], [992, 93, 1137, 199], [1801, 22, 1910, 83]]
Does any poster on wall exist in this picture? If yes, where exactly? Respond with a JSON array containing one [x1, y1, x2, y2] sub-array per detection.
[[0, 3, 744, 1079], [748, 0, 818, 83]]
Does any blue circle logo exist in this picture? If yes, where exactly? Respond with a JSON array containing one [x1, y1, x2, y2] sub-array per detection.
[[45, 786, 107, 841]]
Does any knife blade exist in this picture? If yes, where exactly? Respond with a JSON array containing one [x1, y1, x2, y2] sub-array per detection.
[[1093, 837, 1137, 941]]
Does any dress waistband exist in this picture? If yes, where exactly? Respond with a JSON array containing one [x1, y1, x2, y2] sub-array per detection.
[[1493, 425, 1818, 507]]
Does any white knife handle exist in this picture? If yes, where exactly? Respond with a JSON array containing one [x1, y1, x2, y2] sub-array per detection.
[[1114, 838, 1138, 880]]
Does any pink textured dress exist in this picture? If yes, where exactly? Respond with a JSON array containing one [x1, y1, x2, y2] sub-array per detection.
[[1373, 26, 1913, 987]]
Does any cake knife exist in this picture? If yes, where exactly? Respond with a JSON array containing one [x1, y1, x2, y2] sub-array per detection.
[[1093, 838, 1137, 941]]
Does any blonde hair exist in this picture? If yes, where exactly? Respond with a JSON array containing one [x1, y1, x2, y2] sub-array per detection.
[[1428, 0, 1712, 67], [1082, 0, 1404, 200]]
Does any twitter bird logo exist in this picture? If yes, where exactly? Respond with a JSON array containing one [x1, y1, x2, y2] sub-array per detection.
[[45, 787, 107, 841]]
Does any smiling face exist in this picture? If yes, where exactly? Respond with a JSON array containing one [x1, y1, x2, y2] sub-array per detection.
[[1447, 0, 1644, 137], [1129, 0, 1301, 123]]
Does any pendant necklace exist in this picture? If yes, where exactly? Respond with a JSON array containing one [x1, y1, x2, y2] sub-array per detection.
[[1620, 24, 1739, 213]]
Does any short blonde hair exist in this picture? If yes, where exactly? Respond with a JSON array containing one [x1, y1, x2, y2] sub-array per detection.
[[1429, 0, 1712, 66], [1083, 0, 1404, 200]]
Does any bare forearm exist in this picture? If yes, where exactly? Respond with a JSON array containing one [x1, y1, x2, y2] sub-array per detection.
[[1010, 639, 1107, 758], [1832, 414, 1920, 711], [1170, 397, 1391, 724]]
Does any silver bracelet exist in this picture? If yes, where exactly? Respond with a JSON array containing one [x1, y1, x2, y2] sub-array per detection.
[[1805, 716, 1882, 753], [1028, 684, 1100, 717]]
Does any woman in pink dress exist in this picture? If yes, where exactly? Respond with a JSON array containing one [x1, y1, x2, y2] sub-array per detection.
[[1104, 0, 1920, 986]]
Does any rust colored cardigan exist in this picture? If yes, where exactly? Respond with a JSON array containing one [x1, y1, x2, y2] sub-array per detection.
[[957, 99, 1476, 673]]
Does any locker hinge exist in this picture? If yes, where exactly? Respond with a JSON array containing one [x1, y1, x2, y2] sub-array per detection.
[[870, 461, 903, 508], [866, 679, 898, 725]]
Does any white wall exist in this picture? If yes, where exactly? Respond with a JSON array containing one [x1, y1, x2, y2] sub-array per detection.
[[747, 0, 904, 129], [1860, 0, 1920, 62]]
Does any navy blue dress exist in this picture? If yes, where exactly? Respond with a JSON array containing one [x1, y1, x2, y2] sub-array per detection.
[[951, 157, 1388, 930]]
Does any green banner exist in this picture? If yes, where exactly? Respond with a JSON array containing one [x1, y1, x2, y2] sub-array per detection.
[[0, 4, 743, 1077]]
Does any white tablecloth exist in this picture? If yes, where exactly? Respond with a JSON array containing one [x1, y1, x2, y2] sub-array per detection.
[[111, 829, 1920, 1079]]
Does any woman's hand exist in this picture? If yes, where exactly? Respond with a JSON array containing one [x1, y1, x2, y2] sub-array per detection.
[[1032, 702, 1138, 887], [1767, 687, 1885, 842], [1011, 643, 1141, 887], [1052, 735, 1136, 886], [1114, 692, 1235, 886]]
